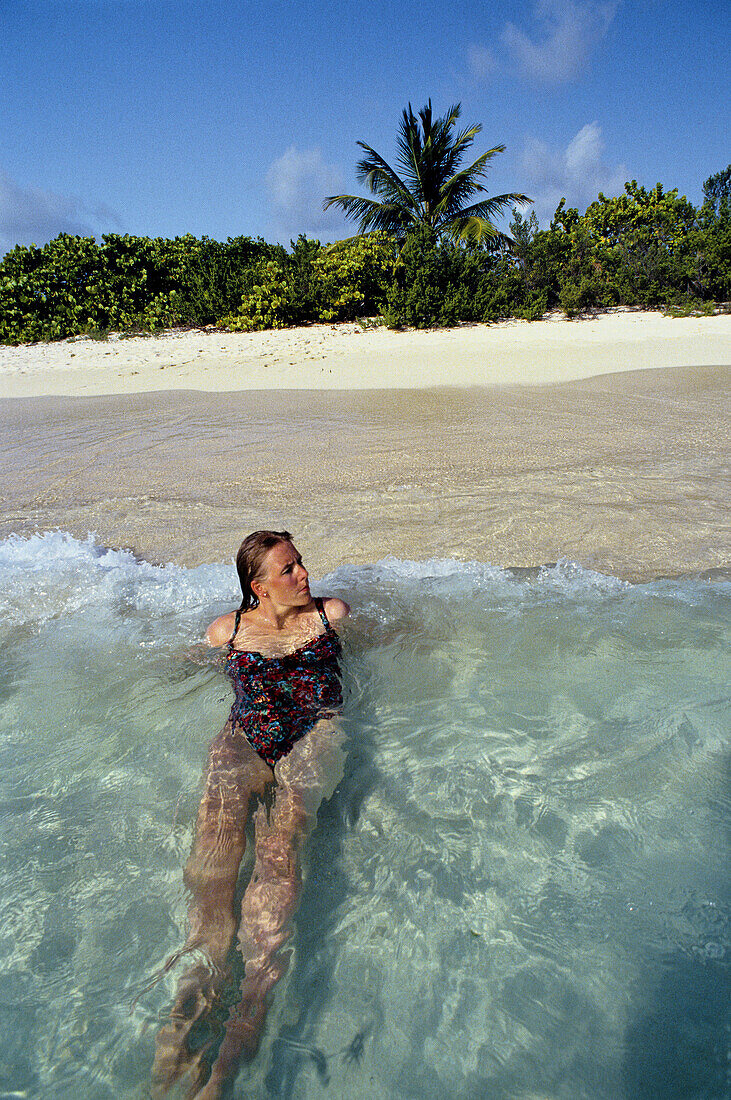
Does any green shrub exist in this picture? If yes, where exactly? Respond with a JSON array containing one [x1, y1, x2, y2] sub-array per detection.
[[313, 233, 395, 320], [0, 234, 117, 342], [514, 292, 548, 321], [177, 236, 284, 325], [221, 233, 396, 331], [663, 299, 717, 318], [383, 227, 489, 328], [222, 260, 296, 330], [542, 184, 712, 313], [0, 231, 284, 343]]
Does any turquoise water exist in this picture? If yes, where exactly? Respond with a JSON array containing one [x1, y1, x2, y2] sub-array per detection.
[[0, 532, 728, 1099]]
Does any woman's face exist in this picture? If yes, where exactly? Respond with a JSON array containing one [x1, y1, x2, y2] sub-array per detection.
[[257, 541, 311, 607]]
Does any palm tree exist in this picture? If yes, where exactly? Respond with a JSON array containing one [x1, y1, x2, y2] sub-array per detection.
[[324, 101, 531, 245]]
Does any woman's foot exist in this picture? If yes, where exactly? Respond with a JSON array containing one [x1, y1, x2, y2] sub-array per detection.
[[151, 965, 218, 1096], [191, 962, 284, 1097]]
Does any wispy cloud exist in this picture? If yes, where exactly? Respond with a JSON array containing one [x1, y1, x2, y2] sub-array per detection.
[[471, 0, 619, 85], [266, 147, 347, 242], [521, 122, 627, 222], [467, 43, 499, 81], [0, 170, 121, 257]]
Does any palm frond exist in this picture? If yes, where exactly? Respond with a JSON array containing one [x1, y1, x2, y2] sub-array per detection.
[[453, 193, 532, 220], [354, 143, 417, 213], [429, 155, 500, 226], [441, 145, 505, 194], [322, 193, 412, 235], [354, 144, 405, 193], [395, 105, 426, 198], [436, 119, 480, 172], [434, 102, 462, 133], [444, 215, 500, 243]]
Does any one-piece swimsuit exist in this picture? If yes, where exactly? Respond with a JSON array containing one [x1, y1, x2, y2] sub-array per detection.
[[225, 597, 342, 768]]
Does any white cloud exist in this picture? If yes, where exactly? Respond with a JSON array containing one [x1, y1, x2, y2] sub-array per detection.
[[503, 0, 618, 82], [470, 0, 619, 85], [521, 122, 627, 222], [467, 43, 499, 81], [266, 146, 347, 242], [0, 170, 121, 257]]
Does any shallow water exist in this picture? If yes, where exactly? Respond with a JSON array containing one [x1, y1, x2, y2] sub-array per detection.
[[0, 532, 728, 1099]]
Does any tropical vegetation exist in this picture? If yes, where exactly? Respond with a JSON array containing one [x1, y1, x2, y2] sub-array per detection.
[[323, 100, 530, 245], [0, 159, 728, 343]]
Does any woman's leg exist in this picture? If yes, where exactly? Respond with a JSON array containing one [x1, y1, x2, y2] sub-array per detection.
[[152, 725, 273, 1096], [195, 722, 346, 1099], [183, 726, 273, 963]]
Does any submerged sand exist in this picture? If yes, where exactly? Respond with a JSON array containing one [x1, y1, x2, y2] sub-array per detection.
[[1, 309, 728, 580]]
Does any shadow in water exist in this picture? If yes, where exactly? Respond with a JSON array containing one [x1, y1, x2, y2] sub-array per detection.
[[623, 950, 730, 1099]]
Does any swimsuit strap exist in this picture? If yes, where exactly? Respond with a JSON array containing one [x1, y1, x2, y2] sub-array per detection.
[[314, 596, 331, 630], [228, 607, 243, 649], [229, 600, 329, 649]]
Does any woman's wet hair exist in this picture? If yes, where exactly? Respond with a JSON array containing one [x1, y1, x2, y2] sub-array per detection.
[[235, 530, 293, 613]]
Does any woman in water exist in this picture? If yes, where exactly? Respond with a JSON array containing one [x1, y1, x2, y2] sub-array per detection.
[[153, 530, 349, 1098]]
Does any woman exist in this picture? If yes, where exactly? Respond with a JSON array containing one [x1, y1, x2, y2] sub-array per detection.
[[153, 530, 349, 1099]]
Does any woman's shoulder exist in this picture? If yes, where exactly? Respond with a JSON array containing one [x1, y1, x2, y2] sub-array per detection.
[[205, 611, 238, 648], [322, 596, 350, 622]]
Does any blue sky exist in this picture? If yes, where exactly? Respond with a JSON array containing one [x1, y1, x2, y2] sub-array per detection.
[[1, 0, 729, 255]]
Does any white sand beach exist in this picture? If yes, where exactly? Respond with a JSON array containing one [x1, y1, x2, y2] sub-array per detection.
[[1, 309, 729, 397]]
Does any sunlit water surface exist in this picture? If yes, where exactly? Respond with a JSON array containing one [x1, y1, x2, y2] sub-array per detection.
[[0, 532, 728, 1099]]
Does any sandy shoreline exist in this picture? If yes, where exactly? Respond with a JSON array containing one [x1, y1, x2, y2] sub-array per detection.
[[1, 347, 728, 580], [1, 310, 728, 579], [1, 309, 729, 397]]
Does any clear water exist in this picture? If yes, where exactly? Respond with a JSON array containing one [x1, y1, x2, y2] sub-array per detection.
[[0, 532, 728, 1100]]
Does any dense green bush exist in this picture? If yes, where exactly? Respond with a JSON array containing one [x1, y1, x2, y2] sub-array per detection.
[[222, 233, 395, 330], [175, 236, 284, 324], [0, 166, 728, 344], [0, 234, 106, 342], [313, 232, 396, 320], [223, 259, 297, 330], [688, 171, 731, 302], [384, 227, 477, 327], [383, 225, 548, 328], [0, 232, 278, 343], [477, 216, 549, 322], [513, 181, 729, 317]]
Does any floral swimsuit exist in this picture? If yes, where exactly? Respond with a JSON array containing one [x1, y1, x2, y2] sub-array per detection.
[[225, 598, 342, 767]]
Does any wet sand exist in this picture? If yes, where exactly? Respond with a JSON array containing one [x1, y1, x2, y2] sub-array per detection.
[[1, 363, 728, 580]]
